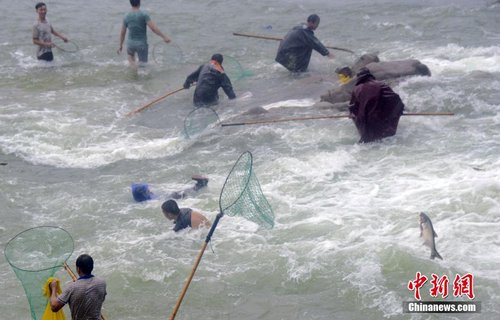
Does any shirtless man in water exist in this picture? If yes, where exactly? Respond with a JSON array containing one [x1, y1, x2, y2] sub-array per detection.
[[161, 199, 211, 232]]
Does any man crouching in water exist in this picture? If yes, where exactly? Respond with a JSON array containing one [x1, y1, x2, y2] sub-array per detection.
[[162, 199, 211, 232], [349, 68, 405, 143]]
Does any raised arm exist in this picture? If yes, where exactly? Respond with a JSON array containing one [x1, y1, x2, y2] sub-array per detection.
[[49, 280, 65, 312], [184, 66, 202, 88]]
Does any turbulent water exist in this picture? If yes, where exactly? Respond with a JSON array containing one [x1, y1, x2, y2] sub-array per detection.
[[1, 0, 499, 319]]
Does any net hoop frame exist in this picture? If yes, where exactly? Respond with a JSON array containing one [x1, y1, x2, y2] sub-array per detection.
[[218, 151, 253, 215], [54, 39, 79, 53], [183, 106, 220, 139], [152, 41, 185, 65], [4, 225, 74, 273]]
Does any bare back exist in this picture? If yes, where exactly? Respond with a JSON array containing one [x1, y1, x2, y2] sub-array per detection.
[[190, 210, 211, 229]]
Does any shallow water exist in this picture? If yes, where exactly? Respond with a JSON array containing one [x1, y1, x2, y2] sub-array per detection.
[[1, 1, 499, 319]]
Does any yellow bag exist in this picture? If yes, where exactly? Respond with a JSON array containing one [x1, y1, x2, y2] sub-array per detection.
[[41, 277, 66, 320]]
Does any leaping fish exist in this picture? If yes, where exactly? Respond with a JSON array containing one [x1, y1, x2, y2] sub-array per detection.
[[419, 212, 443, 260]]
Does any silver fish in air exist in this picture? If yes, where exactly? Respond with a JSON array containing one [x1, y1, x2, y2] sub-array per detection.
[[419, 212, 443, 260]]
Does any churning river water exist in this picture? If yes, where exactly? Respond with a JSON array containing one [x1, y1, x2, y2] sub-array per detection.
[[1, 0, 499, 319]]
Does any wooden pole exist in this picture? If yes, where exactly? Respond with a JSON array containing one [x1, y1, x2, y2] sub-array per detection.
[[126, 87, 185, 116], [169, 213, 224, 320], [221, 114, 351, 126], [233, 32, 355, 54], [220, 112, 455, 127], [63, 262, 77, 281], [401, 112, 455, 116], [169, 242, 209, 320]]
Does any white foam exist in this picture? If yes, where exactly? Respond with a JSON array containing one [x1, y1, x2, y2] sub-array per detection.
[[260, 98, 316, 110]]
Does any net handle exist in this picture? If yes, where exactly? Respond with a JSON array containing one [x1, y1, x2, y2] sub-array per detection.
[[169, 212, 223, 320], [169, 151, 254, 319], [218, 151, 253, 214]]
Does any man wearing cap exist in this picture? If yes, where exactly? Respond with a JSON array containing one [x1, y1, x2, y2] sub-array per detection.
[[275, 14, 334, 72], [349, 68, 405, 143], [183, 54, 236, 107]]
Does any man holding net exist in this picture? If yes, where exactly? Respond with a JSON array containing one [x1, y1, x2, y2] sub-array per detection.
[[50, 254, 106, 319], [32, 2, 69, 62], [118, 0, 171, 67], [183, 54, 236, 108], [275, 14, 334, 73]]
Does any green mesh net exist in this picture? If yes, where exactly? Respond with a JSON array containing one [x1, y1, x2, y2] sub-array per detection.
[[219, 151, 274, 229], [223, 56, 254, 81], [183, 107, 220, 139], [4, 226, 74, 320]]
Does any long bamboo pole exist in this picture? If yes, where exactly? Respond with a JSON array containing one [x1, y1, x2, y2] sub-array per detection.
[[220, 112, 455, 127], [169, 213, 224, 320], [233, 32, 355, 54], [126, 87, 185, 116]]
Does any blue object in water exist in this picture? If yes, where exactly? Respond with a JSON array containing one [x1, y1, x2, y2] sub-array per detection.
[[131, 183, 155, 202]]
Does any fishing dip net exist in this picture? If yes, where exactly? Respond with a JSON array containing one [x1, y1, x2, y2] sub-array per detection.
[[183, 107, 220, 139], [223, 55, 254, 81], [152, 41, 185, 66], [219, 151, 274, 229], [169, 151, 274, 319], [4, 226, 74, 320]]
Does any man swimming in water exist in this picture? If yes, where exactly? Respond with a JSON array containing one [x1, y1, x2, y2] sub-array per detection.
[[161, 199, 211, 232], [131, 175, 208, 202]]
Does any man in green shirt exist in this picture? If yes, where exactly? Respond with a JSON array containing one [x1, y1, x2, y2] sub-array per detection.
[[118, 0, 171, 67]]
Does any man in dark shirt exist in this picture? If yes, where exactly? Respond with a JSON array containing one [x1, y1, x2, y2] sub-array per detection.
[[161, 199, 211, 232], [275, 14, 334, 72], [349, 68, 405, 143], [183, 53, 236, 107]]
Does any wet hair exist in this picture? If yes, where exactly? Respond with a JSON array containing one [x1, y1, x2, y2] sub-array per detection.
[[211, 53, 223, 64], [162, 199, 180, 216], [130, 0, 140, 7], [35, 2, 46, 10], [76, 254, 94, 275], [307, 14, 320, 24]]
